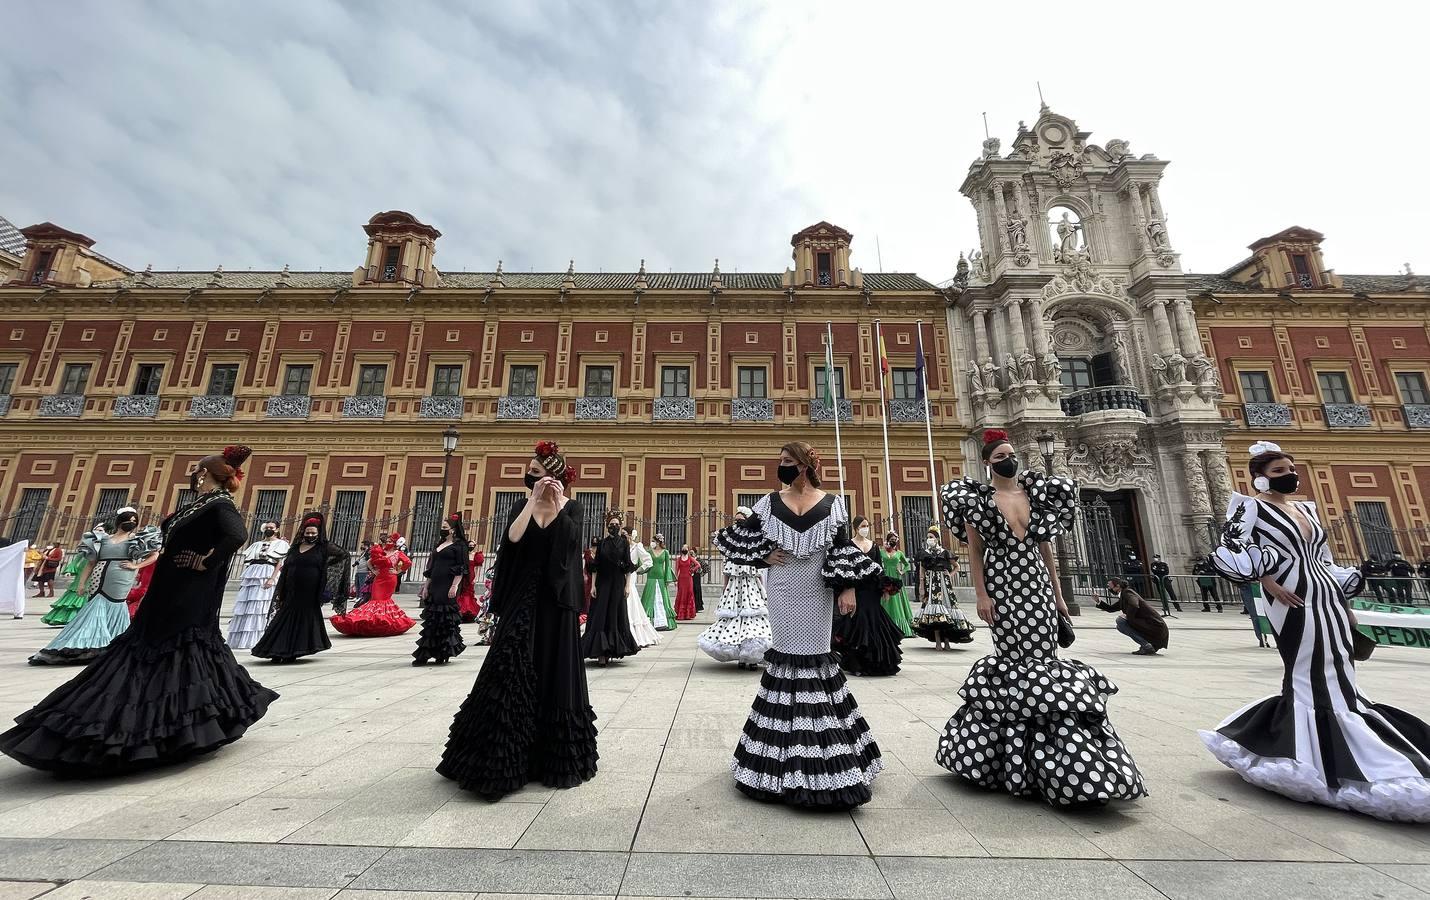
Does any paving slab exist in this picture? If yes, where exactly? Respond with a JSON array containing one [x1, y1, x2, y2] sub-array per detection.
[[621, 852, 891, 899], [346, 849, 627, 895], [1127, 860, 1430, 900], [0, 883, 58, 900], [87, 841, 385, 889], [38, 881, 203, 899], [0, 838, 150, 882], [877, 856, 1163, 900]]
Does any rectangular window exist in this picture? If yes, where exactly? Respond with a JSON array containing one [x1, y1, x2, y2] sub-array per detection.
[[816, 252, 832, 286], [410, 490, 445, 554], [330, 490, 366, 551], [660, 366, 689, 398], [60, 363, 91, 395], [1239, 371, 1275, 404], [736, 492, 763, 513], [382, 245, 401, 281], [814, 366, 845, 400], [432, 365, 463, 398], [30, 250, 54, 284], [15, 487, 50, 544], [249, 489, 288, 541], [1090, 351, 1119, 387], [737, 366, 767, 399], [174, 487, 198, 512], [357, 365, 387, 397], [1060, 358, 1093, 392], [891, 367, 919, 401], [1354, 501, 1398, 560], [283, 364, 313, 396], [133, 364, 163, 396], [207, 364, 239, 396], [901, 495, 935, 550], [508, 365, 538, 397], [1317, 371, 1353, 405], [94, 488, 129, 525], [488, 490, 526, 554], [583, 365, 614, 398], [0, 362, 19, 396], [1291, 253, 1315, 288], [655, 493, 688, 554], [1395, 372, 1429, 406], [574, 491, 608, 546]]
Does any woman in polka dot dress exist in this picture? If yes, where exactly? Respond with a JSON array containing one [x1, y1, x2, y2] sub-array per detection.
[[934, 430, 1146, 808]]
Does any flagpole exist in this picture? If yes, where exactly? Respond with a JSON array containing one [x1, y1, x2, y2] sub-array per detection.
[[826, 321, 848, 506], [874, 320, 896, 536], [916, 320, 939, 530]]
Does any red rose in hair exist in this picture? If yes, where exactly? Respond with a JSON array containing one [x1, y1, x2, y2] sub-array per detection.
[[982, 429, 1008, 444], [535, 440, 559, 458]]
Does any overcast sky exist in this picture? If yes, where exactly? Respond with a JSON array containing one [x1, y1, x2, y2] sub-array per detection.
[[1, 1, 1422, 280]]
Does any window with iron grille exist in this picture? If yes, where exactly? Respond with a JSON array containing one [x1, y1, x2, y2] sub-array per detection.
[[207, 364, 239, 396], [509, 365, 538, 397], [1239, 371, 1274, 404], [661, 366, 689, 398], [737, 367, 766, 399], [283, 365, 313, 396], [488, 491, 526, 554], [357, 365, 387, 397], [330, 490, 366, 551], [736, 492, 763, 513], [30, 250, 54, 284], [432, 365, 463, 398], [1317, 371, 1353, 405], [410, 490, 445, 552], [0, 363, 16, 396], [901, 495, 935, 546], [94, 488, 129, 526], [14, 487, 50, 544], [891, 368, 919, 401], [814, 366, 846, 400], [1060, 358, 1093, 392], [60, 363, 91, 395], [1354, 501, 1399, 559], [133, 364, 163, 396], [574, 491, 608, 546], [584, 366, 614, 398], [382, 245, 401, 281], [249, 489, 288, 540], [654, 493, 688, 554], [174, 488, 198, 512], [1395, 372, 1429, 405]]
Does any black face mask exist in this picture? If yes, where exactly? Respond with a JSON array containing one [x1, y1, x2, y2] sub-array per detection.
[[607, 524, 620, 535], [262, 528, 276, 536], [440, 530, 451, 540], [524, 472, 540, 491], [303, 532, 318, 543], [776, 464, 801, 485], [990, 457, 1019, 479], [118, 517, 138, 531], [1268, 472, 1299, 494]]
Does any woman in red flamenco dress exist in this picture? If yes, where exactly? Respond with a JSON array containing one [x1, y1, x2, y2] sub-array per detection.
[[125, 563, 156, 617], [331, 538, 415, 637], [456, 548, 483, 622], [674, 544, 702, 621]]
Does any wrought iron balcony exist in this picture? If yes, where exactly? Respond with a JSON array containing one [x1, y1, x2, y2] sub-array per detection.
[[1060, 386, 1148, 417], [266, 395, 311, 419], [39, 394, 85, 417], [575, 396, 617, 420], [420, 395, 464, 419], [0, 395, 11, 417], [889, 398, 926, 423], [497, 395, 541, 420], [342, 395, 387, 419], [809, 398, 853, 423], [1404, 404, 1430, 429], [190, 395, 236, 419], [113, 394, 160, 418], [653, 396, 696, 421], [1285, 271, 1317, 289], [1324, 403, 1371, 428], [29, 269, 58, 286], [731, 397, 774, 421], [364, 264, 424, 284], [1243, 402, 1294, 427]]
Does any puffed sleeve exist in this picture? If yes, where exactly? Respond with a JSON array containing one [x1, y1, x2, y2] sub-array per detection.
[[78, 531, 104, 561], [1210, 494, 1282, 583], [939, 478, 979, 545], [1026, 472, 1077, 542], [821, 527, 883, 591], [715, 514, 776, 568], [128, 525, 163, 560]]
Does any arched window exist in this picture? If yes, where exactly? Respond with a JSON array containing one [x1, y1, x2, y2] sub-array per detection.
[[1048, 207, 1084, 262]]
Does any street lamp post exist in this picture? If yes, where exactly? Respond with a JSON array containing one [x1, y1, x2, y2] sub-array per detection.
[[1036, 429, 1079, 616], [440, 426, 460, 519]]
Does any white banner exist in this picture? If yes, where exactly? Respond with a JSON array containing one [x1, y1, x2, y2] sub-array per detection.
[[0, 540, 28, 617]]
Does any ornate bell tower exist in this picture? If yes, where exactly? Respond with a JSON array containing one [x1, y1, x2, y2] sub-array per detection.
[[355, 211, 441, 288]]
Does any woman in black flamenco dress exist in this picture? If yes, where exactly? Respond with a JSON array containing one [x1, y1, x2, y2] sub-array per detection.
[[581, 510, 640, 665], [0, 446, 278, 776], [413, 514, 470, 666], [252, 512, 348, 663], [831, 515, 903, 676], [437, 440, 598, 800]]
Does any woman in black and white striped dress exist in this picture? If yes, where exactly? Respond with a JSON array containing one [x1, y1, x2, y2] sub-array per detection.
[[1204, 441, 1430, 822], [716, 441, 883, 809]]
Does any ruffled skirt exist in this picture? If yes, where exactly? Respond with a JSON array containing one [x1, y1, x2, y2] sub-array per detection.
[[880, 585, 915, 638], [626, 586, 661, 648], [226, 574, 276, 650], [697, 576, 771, 665], [40, 586, 87, 627], [581, 584, 640, 661], [731, 649, 883, 810], [936, 652, 1146, 807], [413, 599, 466, 663], [0, 624, 278, 775], [30, 596, 130, 665], [832, 590, 902, 676], [912, 601, 975, 644], [251, 598, 331, 661], [331, 594, 416, 638]]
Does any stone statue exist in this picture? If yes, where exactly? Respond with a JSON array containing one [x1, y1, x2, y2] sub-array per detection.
[[953, 253, 970, 289], [1003, 354, 1020, 392], [1054, 211, 1081, 261], [1005, 216, 1030, 253], [981, 136, 1001, 160], [1017, 349, 1037, 384], [967, 361, 985, 395], [1151, 352, 1188, 388], [1040, 351, 1062, 386], [1112, 332, 1134, 384], [1147, 220, 1169, 250], [1105, 138, 1131, 160], [971, 250, 989, 282], [1188, 353, 1215, 387]]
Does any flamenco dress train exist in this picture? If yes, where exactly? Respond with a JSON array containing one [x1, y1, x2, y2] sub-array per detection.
[[831, 545, 903, 676], [1202, 495, 1430, 822], [934, 473, 1146, 807], [912, 548, 974, 644], [332, 548, 415, 637], [438, 499, 598, 800], [0, 492, 277, 775]]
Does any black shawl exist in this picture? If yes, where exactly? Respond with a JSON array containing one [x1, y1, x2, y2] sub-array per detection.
[[487, 497, 585, 618]]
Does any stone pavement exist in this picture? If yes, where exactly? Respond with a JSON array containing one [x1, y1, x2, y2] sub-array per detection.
[[3, 591, 1430, 899]]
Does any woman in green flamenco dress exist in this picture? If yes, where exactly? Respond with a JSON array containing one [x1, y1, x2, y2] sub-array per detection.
[[878, 532, 915, 639], [39, 549, 90, 627], [641, 534, 678, 631]]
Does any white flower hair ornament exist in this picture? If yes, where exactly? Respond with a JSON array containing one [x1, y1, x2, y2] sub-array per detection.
[[1249, 440, 1285, 492]]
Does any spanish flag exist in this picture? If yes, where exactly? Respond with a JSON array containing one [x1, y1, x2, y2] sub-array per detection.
[[878, 331, 890, 378]]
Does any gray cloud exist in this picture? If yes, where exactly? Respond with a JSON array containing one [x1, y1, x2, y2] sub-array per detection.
[[1, 1, 1423, 280]]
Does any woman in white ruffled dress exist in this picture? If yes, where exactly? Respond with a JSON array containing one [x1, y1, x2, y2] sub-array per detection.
[[1203, 440, 1430, 822], [624, 527, 661, 648], [698, 506, 773, 669]]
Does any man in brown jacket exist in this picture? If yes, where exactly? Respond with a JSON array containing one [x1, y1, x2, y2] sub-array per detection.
[[1097, 576, 1168, 655]]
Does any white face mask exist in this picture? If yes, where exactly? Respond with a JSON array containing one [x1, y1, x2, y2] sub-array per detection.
[[857, 526, 871, 537], [926, 538, 938, 548]]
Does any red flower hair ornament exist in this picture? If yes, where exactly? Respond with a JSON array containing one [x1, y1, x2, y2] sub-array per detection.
[[982, 429, 1009, 445]]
